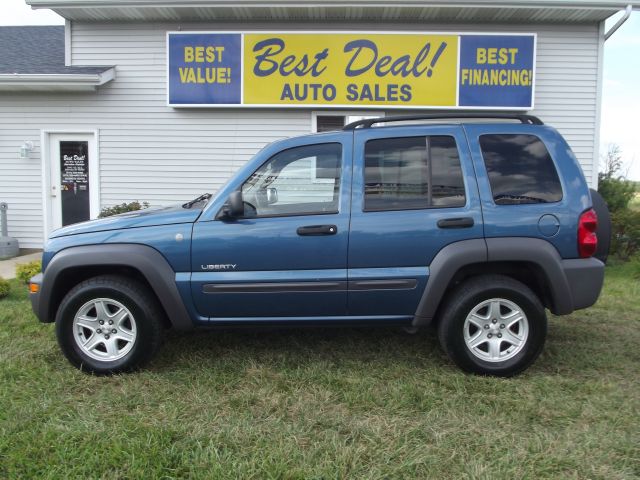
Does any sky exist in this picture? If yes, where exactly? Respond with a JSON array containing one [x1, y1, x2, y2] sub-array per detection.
[[1, 0, 639, 179], [601, 11, 640, 180]]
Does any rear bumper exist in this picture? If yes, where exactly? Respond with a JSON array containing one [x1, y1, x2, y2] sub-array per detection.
[[29, 273, 45, 322], [561, 257, 605, 312]]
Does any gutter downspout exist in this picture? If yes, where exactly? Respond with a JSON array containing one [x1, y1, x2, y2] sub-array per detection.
[[605, 4, 633, 40]]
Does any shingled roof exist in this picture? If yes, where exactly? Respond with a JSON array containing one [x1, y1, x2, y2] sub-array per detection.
[[0, 25, 112, 75], [0, 25, 115, 90]]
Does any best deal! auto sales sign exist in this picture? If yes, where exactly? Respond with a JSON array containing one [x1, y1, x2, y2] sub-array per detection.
[[167, 31, 536, 110]]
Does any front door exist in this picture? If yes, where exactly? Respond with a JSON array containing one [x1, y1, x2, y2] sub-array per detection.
[[48, 133, 98, 231], [191, 133, 352, 319]]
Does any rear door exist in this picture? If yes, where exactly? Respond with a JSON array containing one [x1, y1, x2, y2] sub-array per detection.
[[348, 125, 483, 318]]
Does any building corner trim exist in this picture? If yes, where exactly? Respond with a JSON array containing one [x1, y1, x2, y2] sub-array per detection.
[[64, 19, 71, 66], [593, 21, 605, 189]]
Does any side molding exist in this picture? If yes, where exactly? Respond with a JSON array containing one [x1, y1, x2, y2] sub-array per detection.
[[38, 244, 193, 330], [413, 239, 488, 326]]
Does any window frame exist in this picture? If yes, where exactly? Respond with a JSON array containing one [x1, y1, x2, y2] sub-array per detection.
[[239, 142, 344, 219], [362, 134, 467, 213]]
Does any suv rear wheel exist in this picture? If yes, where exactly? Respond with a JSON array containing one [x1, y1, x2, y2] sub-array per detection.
[[437, 275, 547, 377], [55, 275, 164, 374]]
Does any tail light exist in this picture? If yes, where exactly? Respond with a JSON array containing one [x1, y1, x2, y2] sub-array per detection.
[[578, 209, 598, 258]]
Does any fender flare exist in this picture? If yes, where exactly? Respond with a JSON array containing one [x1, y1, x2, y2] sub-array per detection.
[[412, 237, 576, 326], [483, 237, 575, 315], [413, 239, 487, 326], [38, 244, 193, 330]]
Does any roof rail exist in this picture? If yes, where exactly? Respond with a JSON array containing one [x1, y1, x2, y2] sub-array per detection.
[[343, 113, 544, 130]]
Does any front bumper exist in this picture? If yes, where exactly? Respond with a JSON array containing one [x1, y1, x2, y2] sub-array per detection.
[[29, 273, 44, 322]]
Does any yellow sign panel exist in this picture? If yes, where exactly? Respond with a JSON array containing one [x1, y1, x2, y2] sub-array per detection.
[[243, 33, 458, 107]]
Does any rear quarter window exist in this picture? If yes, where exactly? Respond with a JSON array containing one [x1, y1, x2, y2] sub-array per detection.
[[479, 134, 563, 205]]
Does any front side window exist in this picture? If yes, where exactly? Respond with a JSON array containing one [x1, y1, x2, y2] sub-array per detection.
[[364, 135, 466, 211], [241, 143, 342, 217], [479, 134, 563, 205]]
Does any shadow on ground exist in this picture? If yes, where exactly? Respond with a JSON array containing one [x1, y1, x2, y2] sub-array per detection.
[[154, 325, 448, 373]]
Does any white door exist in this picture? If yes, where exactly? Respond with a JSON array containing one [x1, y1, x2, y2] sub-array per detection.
[[47, 133, 99, 232]]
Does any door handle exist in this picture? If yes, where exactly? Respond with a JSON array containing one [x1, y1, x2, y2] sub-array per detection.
[[437, 217, 474, 229], [296, 225, 338, 236]]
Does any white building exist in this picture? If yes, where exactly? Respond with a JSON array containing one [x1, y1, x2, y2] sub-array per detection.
[[0, 0, 638, 249]]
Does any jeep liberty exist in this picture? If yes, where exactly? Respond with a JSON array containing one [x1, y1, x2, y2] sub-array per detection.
[[30, 114, 606, 376]]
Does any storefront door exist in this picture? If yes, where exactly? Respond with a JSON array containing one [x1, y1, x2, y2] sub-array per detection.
[[47, 133, 98, 232]]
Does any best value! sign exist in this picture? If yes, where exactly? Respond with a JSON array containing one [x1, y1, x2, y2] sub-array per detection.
[[167, 31, 536, 109]]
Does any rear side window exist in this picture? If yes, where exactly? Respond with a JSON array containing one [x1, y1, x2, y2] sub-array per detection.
[[364, 135, 466, 211], [479, 134, 563, 205]]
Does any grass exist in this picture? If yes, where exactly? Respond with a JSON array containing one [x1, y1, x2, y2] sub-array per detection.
[[1, 266, 639, 479]]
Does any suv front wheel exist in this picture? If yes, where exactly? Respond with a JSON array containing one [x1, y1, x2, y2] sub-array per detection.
[[438, 275, 547, 377], [55, 275, 164, 374]]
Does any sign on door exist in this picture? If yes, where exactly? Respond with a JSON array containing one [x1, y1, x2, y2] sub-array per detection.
[[59, 141, 90, 226]]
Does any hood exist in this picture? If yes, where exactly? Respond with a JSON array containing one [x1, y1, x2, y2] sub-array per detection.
[[50, 204, 203, 238]]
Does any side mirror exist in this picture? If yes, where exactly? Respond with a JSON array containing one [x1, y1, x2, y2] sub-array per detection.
[[266, 187, 278, 205], [221, 190, 244, 219]]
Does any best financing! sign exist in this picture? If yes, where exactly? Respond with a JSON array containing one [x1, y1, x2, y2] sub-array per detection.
[[167, 32, 536, 109]]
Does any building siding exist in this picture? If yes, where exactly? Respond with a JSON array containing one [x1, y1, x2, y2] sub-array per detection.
[[0, 21, 600, 248]]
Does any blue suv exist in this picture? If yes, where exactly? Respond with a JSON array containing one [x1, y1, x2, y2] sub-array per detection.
[[30, 114, 606, 376]]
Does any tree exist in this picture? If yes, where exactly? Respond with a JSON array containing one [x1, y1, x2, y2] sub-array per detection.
[[598, 144, 635, 213], [600, 144, 624, 180], [598, 144, 640, 260]]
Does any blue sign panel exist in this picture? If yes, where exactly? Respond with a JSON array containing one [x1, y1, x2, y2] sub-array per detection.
[[458, 35, 535, 108], [168, 33, 242, 105]]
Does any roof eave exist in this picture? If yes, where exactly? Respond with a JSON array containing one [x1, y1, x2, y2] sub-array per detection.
[[0, 68, 115, 92], [23, 0, 640, 8], [25, 0, 640, 24]]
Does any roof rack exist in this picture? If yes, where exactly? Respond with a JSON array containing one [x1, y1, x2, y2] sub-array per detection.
[[342, 113, 544, 130]]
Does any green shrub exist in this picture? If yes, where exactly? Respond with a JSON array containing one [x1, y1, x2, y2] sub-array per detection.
[[0, 277, 9, 299], [610, 208, 640, 261], [16, 261, 42, 285], [99, 201, 150, 218], [631, 257, 640, 280], [598, 176, 636, 213], [598, 145, 639, 260]]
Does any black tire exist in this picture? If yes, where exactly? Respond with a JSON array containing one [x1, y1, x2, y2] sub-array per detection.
[[437, 274, 547, 377], [590, 188, 611, 264], [55, 275, 164, 374]]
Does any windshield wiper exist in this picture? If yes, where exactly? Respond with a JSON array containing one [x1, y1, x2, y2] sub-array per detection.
[[182, 193, 212, 209]]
